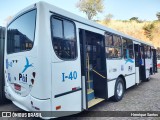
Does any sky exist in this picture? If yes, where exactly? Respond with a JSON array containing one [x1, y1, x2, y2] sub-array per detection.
[[0, 0, 160, 26]]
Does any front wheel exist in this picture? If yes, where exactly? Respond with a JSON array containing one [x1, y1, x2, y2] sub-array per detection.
[[112, 77, 125, 102]]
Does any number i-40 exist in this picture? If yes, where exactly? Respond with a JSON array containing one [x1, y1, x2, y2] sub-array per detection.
[[62, 71, 77, 82]]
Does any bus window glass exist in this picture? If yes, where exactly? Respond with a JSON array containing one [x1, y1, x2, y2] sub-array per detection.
[[123, 38, 134, 59], [113, 35, 121, 47], [105, 34, 112, 46], [122, 39, 127, 48], [146, 46, 151, 58], [52, 18, 63, 38], [7, 10, 36, 54], [107, 47, 121, 58], [51, 17, 77, 60], [105, 33, 122, 59], [64, 21, 75, 40], [127, 40, 134, 59], [123, 38, 127, 58]]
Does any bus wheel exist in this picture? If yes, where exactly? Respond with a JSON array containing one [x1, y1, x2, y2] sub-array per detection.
[[113, 77, 125, 102]]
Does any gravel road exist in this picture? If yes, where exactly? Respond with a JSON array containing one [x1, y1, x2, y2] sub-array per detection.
[[0, 70, 160, 120]]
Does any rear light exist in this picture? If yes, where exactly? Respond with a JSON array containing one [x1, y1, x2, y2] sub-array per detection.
[[14, 84, 21, 91], [56, 105, 61, 110], [72, 87, 77, 91]]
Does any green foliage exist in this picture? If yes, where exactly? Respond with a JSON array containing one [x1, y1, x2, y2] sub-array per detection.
[[143, 23, 154, 41], [104, 14, 113, 24], [130, 17, 143, 23], [76, 0, 104, 20], [156, 12, 160, 21], [130, 17, 139, 21]]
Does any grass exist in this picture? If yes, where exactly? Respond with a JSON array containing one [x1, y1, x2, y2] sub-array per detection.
[[98, 20, 160, 48]]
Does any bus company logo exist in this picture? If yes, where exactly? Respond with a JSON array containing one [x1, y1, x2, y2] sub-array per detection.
[[22, 57, 33, 73], [6, 59, 12, 69], [125, 58, 134, 64], [8, 73, 11, 82], [19, 73, 27, 83]]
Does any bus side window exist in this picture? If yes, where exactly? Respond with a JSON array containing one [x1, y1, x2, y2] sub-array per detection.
[[51, 17, 77, 60], [105, 33, 122, 59], [123, 38, 134, 59]]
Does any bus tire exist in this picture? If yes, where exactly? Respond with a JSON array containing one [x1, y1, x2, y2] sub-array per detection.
[[113, 77, 125, 102]]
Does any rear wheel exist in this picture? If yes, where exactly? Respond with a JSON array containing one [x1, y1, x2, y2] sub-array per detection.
[[113, 77, 125, 102]]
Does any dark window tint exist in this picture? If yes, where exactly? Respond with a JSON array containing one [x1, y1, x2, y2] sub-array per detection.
[[51, 17, 77, 60], [7, 10, 36, 54], [144, 45, 151, 58], [52, 18, 63, 38], [105, 34, 112, 46], [122, 39, 127, 48], [64, 21, 75, 40], [123, 38, 134, 59], [105, 32, 122, 59], [106, 47, 121, 58], [113, 35, 121, 47]]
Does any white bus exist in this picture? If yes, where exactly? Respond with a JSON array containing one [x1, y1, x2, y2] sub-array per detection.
[[3, 1, 157, 118]]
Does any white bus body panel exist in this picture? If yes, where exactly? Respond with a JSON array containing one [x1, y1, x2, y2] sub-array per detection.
[[107, 59, 136, 98]]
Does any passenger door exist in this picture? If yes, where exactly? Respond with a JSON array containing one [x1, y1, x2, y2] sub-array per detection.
[[79, 29, 107, 104], [139, 45, 146, 81], [152, 49, 158, 73], [134, 44, 141, 83]]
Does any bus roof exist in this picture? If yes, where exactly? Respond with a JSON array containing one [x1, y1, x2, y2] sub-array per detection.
[[8, 1, 153, 47]]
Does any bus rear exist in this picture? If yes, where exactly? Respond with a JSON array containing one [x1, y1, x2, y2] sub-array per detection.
[[4, 2, 82, 118]]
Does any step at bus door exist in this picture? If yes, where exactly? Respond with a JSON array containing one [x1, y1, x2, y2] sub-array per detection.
[[134, 44, 141, 83], [152, 49, 158, 73]]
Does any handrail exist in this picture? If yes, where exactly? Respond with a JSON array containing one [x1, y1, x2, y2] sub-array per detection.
[[91, 68, 106, 79]]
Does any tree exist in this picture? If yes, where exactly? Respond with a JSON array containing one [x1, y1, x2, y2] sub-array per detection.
[[104, 14, 113, 24], [129, 17, 143, 23], [76, 0, 104, 20], [143, 23, 154, 41], [156, 12, 160, 21], [130, 17, 139, 21]]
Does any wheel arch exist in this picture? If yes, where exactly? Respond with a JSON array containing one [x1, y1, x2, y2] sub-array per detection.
[[118, 74, 126, 90]]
